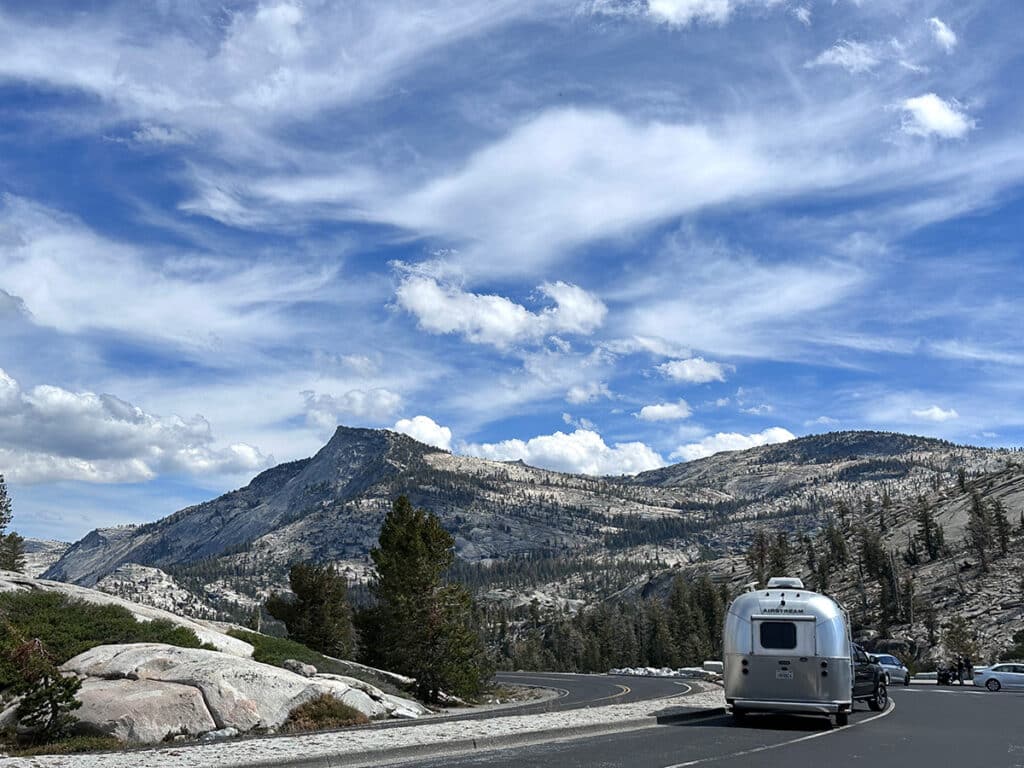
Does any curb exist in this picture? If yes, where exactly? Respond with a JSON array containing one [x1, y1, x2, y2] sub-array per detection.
[[221, 688, 723, 768], [227, 715, 684, 768]]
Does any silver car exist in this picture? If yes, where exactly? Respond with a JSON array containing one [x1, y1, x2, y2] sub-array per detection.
[[871, 653, 910, 687], [974, 662, 1024, 691]]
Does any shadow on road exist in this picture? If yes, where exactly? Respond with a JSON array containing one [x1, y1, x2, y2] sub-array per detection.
[[656, 709, 834, 732]]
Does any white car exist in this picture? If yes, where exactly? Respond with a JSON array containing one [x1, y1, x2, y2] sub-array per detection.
[[871, 654, 910, 687], [974, 663, 1024, 691]]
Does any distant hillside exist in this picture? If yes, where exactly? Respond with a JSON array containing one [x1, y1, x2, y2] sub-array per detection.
[[22, 538, 69, 578], [630, 458, 1024, 662], [43, 428, 1017, 622]]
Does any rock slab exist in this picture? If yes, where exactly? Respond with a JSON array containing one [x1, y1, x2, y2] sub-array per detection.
[[73, 678, 216, 744]]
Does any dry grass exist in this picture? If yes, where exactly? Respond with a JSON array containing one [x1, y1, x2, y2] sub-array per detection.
[[284, 695, 370, 732]]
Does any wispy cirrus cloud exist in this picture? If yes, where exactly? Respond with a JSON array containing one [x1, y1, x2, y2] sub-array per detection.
[[928, 17, 957, 53], [0, 195, 336, 359]]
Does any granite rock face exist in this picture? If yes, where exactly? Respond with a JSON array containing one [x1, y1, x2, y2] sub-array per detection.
[[73, 678, 217, 744], [52, 643, 427, 744]]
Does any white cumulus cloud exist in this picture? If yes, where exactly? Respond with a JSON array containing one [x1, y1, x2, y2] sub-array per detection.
[[0, 368, 270, 484], [394, 275, 606, 350], [462, 429, 665, 476], [303, 389, 403, 430], [393, 415, 453, 450], [636, 400, 692, 421], [929, 18, 957, 53], [901, 94, 975, 139], [670, 426, 795, 461], [910, 405, 959, 422], [657, 357, 729, 383]]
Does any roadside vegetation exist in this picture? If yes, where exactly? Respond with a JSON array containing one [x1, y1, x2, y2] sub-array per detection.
[[265, 495, 493, 704], [283, 695, 368, 732], [0, 591, 209, 752]]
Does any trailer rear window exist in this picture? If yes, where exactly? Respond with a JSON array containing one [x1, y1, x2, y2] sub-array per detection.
[[759, 621, 797, 649]]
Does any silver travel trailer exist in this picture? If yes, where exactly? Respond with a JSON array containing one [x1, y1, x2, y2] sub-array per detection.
[[723, 577, 859, 726]]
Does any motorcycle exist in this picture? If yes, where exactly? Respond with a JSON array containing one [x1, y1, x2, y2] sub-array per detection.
[[936, 665, 955, 685]]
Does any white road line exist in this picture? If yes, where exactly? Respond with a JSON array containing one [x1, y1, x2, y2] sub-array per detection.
[[661, 701, 896, 768]]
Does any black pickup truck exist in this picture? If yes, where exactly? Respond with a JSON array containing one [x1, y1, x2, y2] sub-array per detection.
[[850, 643, 889, 720]]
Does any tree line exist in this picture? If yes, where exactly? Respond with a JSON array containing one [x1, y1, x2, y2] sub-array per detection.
[[492, 575, 729, 672]]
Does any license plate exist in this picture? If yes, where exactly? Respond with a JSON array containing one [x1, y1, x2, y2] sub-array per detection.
[[776, 670, 794, 680]]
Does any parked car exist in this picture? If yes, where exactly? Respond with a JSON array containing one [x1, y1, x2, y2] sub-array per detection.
[[974, 663, 1024, 691], [871, 654, 910, 686]]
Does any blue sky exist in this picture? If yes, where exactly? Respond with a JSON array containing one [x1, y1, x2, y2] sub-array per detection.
[[2, 0, 1023, 541]]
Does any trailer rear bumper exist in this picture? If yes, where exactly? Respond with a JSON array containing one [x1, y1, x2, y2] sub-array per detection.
[[728, 698, 851, 715]]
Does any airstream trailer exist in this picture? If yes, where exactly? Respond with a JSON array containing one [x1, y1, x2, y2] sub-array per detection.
[[724, 577, 869, 726]]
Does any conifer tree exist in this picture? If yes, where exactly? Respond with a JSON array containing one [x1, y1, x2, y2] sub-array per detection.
[[768, 531, 791, 579], [914, 497, 944, 561], [745, 530, 771, 586], [10, 637, 82, 743], [991, 500, 1011, 557], [0, 474, 26, 573], [362, 496, 491, 702], [966, 492, 993, 571], [943, 615, 977, 658], [266, 563, 354, 658]]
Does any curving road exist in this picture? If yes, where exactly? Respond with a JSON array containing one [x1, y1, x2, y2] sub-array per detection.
[[490, 672, 696, 716]]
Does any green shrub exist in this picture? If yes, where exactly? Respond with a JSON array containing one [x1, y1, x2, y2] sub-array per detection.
[[5, 735, 124, 756], [0, 592, 209, 690], [284, 695, 368, 732]]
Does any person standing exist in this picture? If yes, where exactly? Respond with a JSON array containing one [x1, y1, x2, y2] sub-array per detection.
[[956, 655, 965, 685], [965, 655, 973, 683]]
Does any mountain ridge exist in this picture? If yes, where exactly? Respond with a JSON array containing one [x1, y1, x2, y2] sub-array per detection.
[[45, 428, 1011, 587]]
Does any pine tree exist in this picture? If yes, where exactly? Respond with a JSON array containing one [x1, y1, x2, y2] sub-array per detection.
[[9, 637, 82, 743], [966, 492, 993, 571], [0, 474, 26, 572], [991, 500, 1011, 557], [361, 496, 492, 702], [914, 497, 944, 561], [745, 530, 771, 586], [943, 615, 977, 658], [768, 531, 791, 579], [824, 516, 848, 566], [266, 563, 354, 658]]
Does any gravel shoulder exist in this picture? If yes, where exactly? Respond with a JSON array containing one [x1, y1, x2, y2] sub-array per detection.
[[0, 683, 723, 768]]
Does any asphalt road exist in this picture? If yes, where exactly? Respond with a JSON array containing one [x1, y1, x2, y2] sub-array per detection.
[[489, 671, 696, 716], [394, 683, 1024, 768]]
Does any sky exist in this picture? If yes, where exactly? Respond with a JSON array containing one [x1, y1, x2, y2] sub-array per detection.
[[1, 0, 1023, 542]]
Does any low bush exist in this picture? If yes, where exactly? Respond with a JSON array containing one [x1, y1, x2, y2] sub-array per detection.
[[284, 695, 368, 732], [4, 735, 124, 756], [0, 591, 209, 689]]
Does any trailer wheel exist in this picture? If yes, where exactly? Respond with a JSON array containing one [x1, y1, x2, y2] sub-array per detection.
[[835, 711, 849, 726]]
